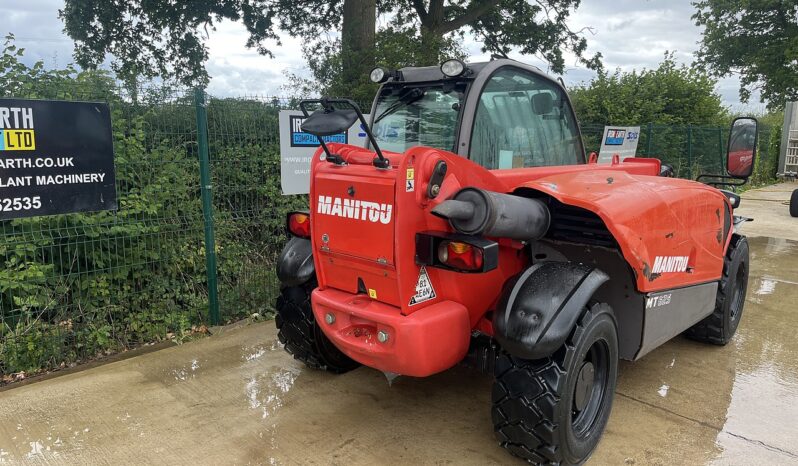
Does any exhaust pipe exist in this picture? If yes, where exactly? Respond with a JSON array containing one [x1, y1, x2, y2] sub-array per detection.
[[431, 188, 550, 241]]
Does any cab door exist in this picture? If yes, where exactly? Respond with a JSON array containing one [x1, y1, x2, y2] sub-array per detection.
[[459, 64, 584, 169]]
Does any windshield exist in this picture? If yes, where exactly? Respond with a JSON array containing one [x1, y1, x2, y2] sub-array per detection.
[[371, 83, 467, 153]]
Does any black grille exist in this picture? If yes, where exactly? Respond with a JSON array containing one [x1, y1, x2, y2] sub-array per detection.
[[546, 200, 617, 248]]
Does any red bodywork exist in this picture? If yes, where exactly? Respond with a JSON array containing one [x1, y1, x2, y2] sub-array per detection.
[[308, 143, 731, 376]]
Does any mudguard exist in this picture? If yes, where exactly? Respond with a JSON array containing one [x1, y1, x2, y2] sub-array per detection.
[[493, 262, 609, 360], [276, 237, 315, 287]]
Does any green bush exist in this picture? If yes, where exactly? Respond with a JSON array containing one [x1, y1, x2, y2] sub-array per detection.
[[0, 37, 305, 375]]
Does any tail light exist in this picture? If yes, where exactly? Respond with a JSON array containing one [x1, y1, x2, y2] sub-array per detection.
[[415, 232, 497, 273], [437, 241, 484, 271], [287, 211, 311, 238]]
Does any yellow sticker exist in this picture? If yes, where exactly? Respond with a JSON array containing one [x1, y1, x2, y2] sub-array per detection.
[[406, 168, 414, 180], [1, 130, 35, 151], [368, 288, 378, 299]]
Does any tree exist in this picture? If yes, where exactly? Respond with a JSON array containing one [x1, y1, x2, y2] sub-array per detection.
[[59, 0, 378, 88], [693, 0, 798, 110], [569, 54, 727, 126], [389, 0, 602, 69], [61, 0, 600, 95]]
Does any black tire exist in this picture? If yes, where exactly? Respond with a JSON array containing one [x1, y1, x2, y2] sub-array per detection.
[[685, 235, 749, 345], [790, 189, 798, 218], [492, 303, 618, 465], [275, 280, 359, 373]]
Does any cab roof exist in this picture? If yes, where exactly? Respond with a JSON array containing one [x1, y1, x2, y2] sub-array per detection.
[[394, 59, 544, 84]]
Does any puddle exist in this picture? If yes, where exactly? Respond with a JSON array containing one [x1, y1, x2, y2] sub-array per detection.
[[170, 358, 203, 381]]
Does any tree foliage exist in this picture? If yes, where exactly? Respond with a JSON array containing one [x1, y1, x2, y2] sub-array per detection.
[[60, 0, 601, 93], [569, 54, 728, 126], [693, 0, 798, 110], [385, 0, 602, 69]]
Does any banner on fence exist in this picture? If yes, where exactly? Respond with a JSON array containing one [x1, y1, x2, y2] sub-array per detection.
[[279, 110, 370, 195], [0, 98, 117, 220], [598, 126, 640, 163]]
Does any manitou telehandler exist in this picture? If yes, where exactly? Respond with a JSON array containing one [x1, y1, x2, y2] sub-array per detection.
[[275, 58, 755, 465]]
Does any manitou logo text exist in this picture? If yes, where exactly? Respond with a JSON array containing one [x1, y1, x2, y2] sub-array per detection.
[[317, 195, 393, 224], [651, 256, 689, 274]]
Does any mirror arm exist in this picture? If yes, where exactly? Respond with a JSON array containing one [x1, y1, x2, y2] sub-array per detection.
[[696, 174, 747, 187], [301, 98, 389, 169]]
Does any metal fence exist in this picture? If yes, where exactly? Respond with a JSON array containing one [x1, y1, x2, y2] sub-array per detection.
[[581, 123, 777, 181], [0, 84, 778, 376]]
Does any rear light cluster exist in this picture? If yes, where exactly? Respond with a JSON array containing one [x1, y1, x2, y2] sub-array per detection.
[[437, 241, 484, 271], [287, 211, 311, 238], [416, 232, 498, 273]]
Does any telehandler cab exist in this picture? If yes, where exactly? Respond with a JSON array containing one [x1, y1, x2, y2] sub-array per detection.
[[275, 58, 756, 465]]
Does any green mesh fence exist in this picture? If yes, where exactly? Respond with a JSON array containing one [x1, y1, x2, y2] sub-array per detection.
[[581, 123, 776, 180], [0, 83, 778, 376]]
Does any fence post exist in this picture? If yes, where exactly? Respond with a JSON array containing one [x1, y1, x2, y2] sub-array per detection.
[[718, 127, 724, 172], [686, 124, 693, 179], [646, 122, 653, 156], [194, 88, 221, 326]]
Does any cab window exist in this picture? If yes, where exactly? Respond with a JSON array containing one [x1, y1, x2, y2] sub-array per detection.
[[469, 68, 582, 169]]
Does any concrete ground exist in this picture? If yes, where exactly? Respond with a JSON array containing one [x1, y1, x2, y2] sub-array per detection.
[[1, 183, 798, 465], [736, 181, 798, 241]]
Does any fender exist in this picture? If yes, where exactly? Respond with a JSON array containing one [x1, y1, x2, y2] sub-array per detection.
[[518, 170, 728, 292], [276, 237, 315, 287], [493, 262, 609, 360]]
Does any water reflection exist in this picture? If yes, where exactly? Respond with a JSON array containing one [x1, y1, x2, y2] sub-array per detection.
[[711, 237, 798, 461]]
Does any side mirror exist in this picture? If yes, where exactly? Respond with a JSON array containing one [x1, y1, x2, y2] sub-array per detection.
[[300, 108, 358, 137], [726, 117, 757, 179], [298, 97, 389, 168]]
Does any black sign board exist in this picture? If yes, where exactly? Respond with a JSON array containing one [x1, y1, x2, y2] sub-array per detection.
[[0, 98, 116, 220]]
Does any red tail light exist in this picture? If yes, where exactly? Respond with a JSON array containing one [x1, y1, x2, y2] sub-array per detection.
[[438, 241, 484, 271], [287, 212, 311, 238], [415, 232, 498, 273]]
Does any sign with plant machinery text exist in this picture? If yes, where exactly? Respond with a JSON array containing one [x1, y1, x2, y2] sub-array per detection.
[[0, 98, 116, 220]]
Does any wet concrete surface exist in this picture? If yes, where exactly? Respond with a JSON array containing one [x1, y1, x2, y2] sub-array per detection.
[[2, 198, 798, 464], [736, 182, 798, 241]]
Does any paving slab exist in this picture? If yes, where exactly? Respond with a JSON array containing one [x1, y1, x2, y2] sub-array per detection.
[[1, 241, 797, 465]]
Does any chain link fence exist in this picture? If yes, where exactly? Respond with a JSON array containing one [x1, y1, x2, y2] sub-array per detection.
[[0, 84, 778, 377]]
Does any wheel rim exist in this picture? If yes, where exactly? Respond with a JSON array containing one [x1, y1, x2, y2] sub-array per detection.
[[730, 263, 746, 322], [571, 340, 610, 438]]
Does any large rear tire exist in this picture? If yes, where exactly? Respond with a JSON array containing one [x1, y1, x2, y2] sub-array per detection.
[[686, 235, 749, 345], [492, 303, 618, 465], [790, 189, 798, 218], [275, 281, 359, 373]]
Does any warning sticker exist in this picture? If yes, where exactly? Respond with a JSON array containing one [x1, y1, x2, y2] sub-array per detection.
[[409, 266, 436, 306], [406, 179, 414, 192]]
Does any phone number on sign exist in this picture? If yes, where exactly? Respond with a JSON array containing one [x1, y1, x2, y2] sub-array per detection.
[[0, 196, 42, 212]]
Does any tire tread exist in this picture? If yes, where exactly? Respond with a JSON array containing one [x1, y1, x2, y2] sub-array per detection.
[[491, 303, 615, 465]]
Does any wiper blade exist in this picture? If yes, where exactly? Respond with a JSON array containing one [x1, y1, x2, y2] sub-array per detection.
[[374, 88, 426, 124]]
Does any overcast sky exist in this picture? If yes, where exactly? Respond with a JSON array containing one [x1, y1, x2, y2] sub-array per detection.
[[0, 0, 765, 111]]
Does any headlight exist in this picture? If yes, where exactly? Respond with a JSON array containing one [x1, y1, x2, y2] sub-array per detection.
[[370, 67, 390, 83], [440, 59, 466, 77]]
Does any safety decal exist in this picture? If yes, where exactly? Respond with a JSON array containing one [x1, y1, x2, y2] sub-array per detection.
[[406, 168, 415, 192], [409, 266, 436, 306]]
